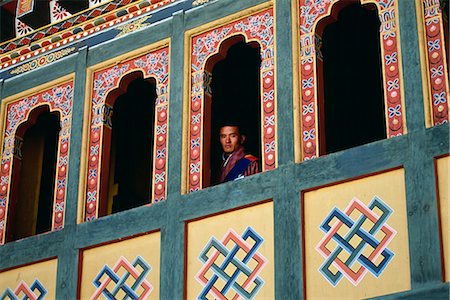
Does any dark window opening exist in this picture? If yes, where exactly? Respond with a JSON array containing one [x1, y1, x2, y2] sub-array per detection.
[[0, 2, 15, 43], [206, 39, 262, 186], [318, 3, 386, 155], [6, 107, 60, 242], [100, 76, 156, 216], [58, 0, 89, 14]]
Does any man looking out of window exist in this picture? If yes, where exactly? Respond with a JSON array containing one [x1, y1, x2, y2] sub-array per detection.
[[219, 122, 259, 183]]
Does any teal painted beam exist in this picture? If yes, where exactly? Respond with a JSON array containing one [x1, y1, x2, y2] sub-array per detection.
[[54, 47, 89, 300], [0, 78, 3, 105], [398, 0, 444, 287], [73, 200, 167, 249], [86, 20, 172, 68], [65, 46, 88, 229], [159, 10, 185, 300], [0, 230, 65, 269], [404, 140, 443, 286], [369, 282, 449, 299], [273, 164, 304, 300], [1, 56, 77, 98], [166, 11, 185, 198], [275, 0, 295, 166], [55, 247, 79, 299]]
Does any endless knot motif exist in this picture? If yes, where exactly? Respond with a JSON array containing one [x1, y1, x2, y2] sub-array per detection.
[[316, 196, 397, 286], [196, 227, 267, 300], [0, 279, 47, 300], [91, 256, 152, 299]]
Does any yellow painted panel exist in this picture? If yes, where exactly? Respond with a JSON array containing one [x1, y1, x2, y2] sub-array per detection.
[[436, 156, 450, 282], [79, 232, 160, 300], [303, 169, 411, 299], [0, 259, 57, 299], [186, 201, 274, 299]]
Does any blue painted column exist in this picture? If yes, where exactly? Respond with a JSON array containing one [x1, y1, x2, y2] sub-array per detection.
[[55, 46, 89, 300], [273, 1, 304, 299], [159, 10, 186, 300], [398, 0, 443, 287]]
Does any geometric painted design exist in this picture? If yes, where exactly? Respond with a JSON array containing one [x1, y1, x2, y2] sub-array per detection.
[[0, 279, 47, 300], [316, 196, 397, 286], [188, 8, 276, 192], [84, 45, 169, 221], [299, 0, 406, 160], [420, 0, 449, 125], [192, 0, 211, 6], [10, 48, 76, 75], [0, 0, 178, 72], [50, 1, 72, 23], [91, 256, 153, 299], [15, 19, 33, 37], [115, 16, 151, 38], [0, 80, 73, 244], [196, 227, 267, 300], [16, 0, 34, 17]]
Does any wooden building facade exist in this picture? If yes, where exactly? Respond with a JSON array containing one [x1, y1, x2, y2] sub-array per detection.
[[0, 0, 449, 299]]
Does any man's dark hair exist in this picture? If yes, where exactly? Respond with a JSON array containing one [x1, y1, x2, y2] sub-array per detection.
[[218, 118, 246, 135]]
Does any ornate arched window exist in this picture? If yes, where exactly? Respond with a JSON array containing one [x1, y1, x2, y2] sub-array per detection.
[[83, 44, 169, 221], [317, 3, 386, 154], [202, 36, 262, 187], [185, 6, 276, 192], [7, 107, 60, 242], [98, 74, 156, 217], [298, 0, 406, 160], [0, 79, 73, 244]]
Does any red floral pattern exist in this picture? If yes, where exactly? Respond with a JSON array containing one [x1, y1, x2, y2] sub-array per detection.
[[299, 0, 406, 160], [0, 81, 73, 244], [84, 46, 169, 221], [188, 8, 276, 192], [421, 0, 449, 125]]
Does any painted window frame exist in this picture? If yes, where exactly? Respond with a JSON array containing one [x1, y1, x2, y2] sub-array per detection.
[[81, 42, 170, 222], [184, 4, 277, 193], [0, 77, 74, 245], [417, 0, 449, 127], [297, 0, 407, 160]]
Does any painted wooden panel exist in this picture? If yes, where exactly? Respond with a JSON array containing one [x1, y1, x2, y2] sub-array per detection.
[[303, 169, 411, 299], [436, 156, 449, 282], [0, 259, 57, 299], [186, 201, 274, 299], [0, 0, 178, 73], [79, 231, 161, 299]]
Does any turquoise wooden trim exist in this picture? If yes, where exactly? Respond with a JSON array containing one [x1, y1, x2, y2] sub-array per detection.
[[0, 1, 448, 299]]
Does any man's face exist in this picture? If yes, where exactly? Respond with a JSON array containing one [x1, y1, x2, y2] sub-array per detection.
[[219, 126, 244, 154]]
